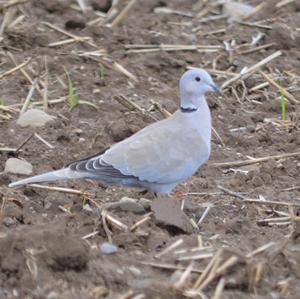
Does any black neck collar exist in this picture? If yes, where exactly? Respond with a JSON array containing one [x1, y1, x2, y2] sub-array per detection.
[[180, 106, 198, 113]]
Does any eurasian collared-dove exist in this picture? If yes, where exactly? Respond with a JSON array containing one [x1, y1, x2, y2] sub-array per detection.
[[9, 69, 220, 194]]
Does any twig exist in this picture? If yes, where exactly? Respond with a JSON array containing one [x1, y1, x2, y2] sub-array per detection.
[[140, 261, 203, 274], [212, 127, 225, 147], [259, 71, 299, 104], [276, 0, 295, 8], [15, 133, 34, 153], [102, 210, 128, 231], [218, 185, 300, 207], [130, 212, 152, 231], [212, 278, 225, 299], [26, 184, 90, 195], [149, 100, 172, 118], [173, 262, 194, 289], [155, 239, 183, 259], [82, 231, 99, 240], [237, 21, 272, 30], [0, 57, 31, 79], [213, 151, 300, 168], [41, 21, 96, 48], [221, 51, 282, 89], [110, 0, 137, 27], [191, 249, 223, 290], [101, 210, 113, 243], [238, 43, 274, 55], [34, 133, 54, 149], [246, 242, 276, 258], [6, 52, 43, 97], [20, 78, 38, 114], [197, 206, 212, 226], [113, 62, 138, 82], [0, 147, 19, 153], [177, 253, 214, 261], [43, 56, 48, 111], [113, 95, 157, 121], [217, 185, 246, 200]]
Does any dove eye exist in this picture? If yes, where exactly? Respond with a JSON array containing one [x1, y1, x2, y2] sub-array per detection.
[[195, 77, 201, 82]]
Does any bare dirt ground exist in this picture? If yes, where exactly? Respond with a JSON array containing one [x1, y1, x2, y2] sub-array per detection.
[[1, 0, 300, 298]]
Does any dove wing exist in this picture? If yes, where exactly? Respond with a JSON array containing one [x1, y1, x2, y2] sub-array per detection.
[[100, 113, 210, 184]]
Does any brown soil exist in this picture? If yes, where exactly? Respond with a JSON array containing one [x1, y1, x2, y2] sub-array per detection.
[[1, 0, 300, 298]]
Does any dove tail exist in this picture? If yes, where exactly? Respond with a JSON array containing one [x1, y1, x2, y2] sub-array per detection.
[[8, 168, 84, 187]]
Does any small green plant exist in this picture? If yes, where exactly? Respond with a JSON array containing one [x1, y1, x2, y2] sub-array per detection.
[[280, 88, 286, 122], [98, 64, 105, 80], [64, 67, 79, 109]]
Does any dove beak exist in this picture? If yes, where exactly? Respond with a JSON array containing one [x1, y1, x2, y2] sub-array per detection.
[[209, 83, 223, 95]]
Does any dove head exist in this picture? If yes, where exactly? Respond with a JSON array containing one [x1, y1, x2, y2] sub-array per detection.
[[179, 69, 220, 111]]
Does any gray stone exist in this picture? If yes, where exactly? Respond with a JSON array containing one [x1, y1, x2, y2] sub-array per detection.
[[17, 109, 55, 127], [3, 217, 16, 227], [104, 197, 145, 214], [5, 158, 33, 175]]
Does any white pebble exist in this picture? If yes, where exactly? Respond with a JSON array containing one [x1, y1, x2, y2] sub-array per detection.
[[100, 242, 118, 254]]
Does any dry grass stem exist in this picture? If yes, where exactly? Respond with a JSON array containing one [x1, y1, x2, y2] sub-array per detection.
[[25, 183, 90, 195], [101, 210, 113, 243], [212, 127, 225, 147], [276, 0, 295, 8], [221, 51, 282, 89], [155, 239, 183, 259], [238, 43, 274, 55], [110, 0, 137, 27], [102, 210, 128, 231], [20, 78, 38, 114], [43, 56, 49, 111], [6, 52, 44, 97], [197, 206, 212, 226], [140, 261, 203, 273], [246, 242, 276, 258], [113, 62, 138, 82], [218, 185, 300, 207], [0, 147, 19, 152], [82, 231, 99, 240], [191, 249, 223, 290], [113, 95, 157, 121], [0, 57, 31, 79], [149, 100, 172, 118], [237, 21, 272, 30], [42, 21, 96, 48], [130, 212, 152, 231], [173, 262, 194, 289], [126, 44, 222, 54], [177, 253, 214, 261], [0, 6, 16, 35], [214, 151, 300, 168], [34, 133, 54, 149], [212, 278, 225, 299], [259, 71, 299, 104]]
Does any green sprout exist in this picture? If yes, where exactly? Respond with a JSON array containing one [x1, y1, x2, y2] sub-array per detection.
[[98, 64, 105, 80], [280, 88, 286, 122], [64, 67, 79, 109]]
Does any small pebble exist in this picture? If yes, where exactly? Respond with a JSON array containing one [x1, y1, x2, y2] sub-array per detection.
[[5, 158, 33, 175], [104, 197, 145, 214], [3, 217, 16, 227], [17, 109, 55, 128], [229, 127, 247, 133], [100, 242, 118, 254]]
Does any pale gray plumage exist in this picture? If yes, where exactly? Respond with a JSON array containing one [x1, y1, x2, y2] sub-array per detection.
[[9, 68, 220, 194]]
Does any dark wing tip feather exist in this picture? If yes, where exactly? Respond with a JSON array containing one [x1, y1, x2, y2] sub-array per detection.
[[66, 148, 138, 180]]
